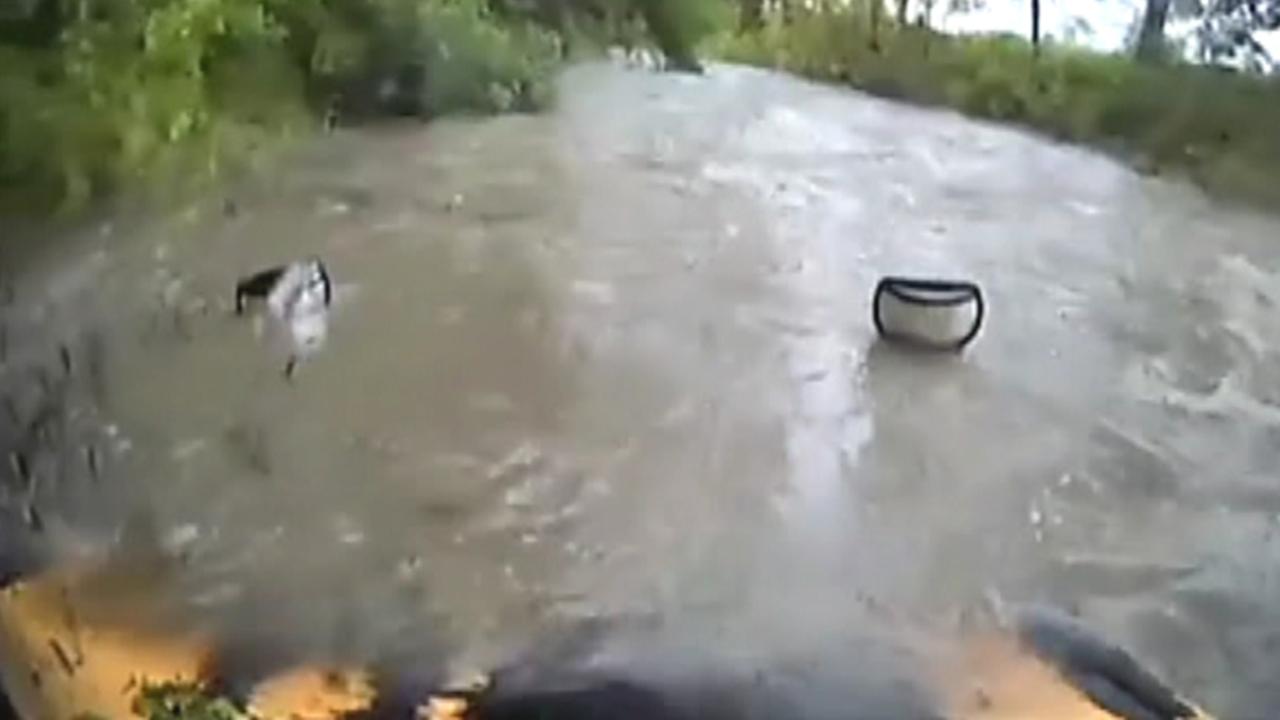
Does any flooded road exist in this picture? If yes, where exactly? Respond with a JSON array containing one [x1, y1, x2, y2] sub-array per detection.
[[4, 62, 1280, 716]]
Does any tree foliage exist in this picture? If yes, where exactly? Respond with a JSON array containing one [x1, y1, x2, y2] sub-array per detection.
[[0, 0, 302, 209], [636, 0, 728, 70], [724, 1, 1280, 207], [1196, 0, 1280, 70], [0, 0, 726, 214]]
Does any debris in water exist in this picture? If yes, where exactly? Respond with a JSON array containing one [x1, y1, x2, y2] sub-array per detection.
[[503, 481, 538, 509], [1028, 503, 1046, 543], [318, 198, 352, 217], [171, 439, 207, 461], [54, 340, 72, 376], [8, 450, 30, 484], [800, 368, 829, 384], [22, 502, 42, 533], [396, 556, 423, 581], [486, 442, 542, 482], [334, 515, 365, 546], [84, 445, 100, 482], [163, 524, 200, 552], [874, 276, 985, 352]]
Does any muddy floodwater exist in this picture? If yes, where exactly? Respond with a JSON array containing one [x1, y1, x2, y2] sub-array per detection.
[[3, 63, 1280, 717]]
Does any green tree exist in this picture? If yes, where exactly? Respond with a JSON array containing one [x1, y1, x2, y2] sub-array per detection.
[[634, 0, 728, 72], [1031, 0, 1042, 51], [1136, 0, 1173, 60], [740, 0, 763, 31]]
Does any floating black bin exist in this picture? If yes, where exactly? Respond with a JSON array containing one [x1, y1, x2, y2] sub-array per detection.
[[872, 276, 985, 351]]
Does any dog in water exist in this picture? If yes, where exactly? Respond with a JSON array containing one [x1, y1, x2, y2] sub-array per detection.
[[234, 258, 333, 379]]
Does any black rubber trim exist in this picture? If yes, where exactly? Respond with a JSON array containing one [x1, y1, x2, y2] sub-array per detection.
[[0, 687, 15, 720], [872, 276, 985, 352], [1016, 607, 1198, 720]]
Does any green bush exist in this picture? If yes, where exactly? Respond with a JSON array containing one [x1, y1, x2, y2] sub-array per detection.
[[0, 0, 302, 211], [0, 0, 733, 215], [720, 3, 1280, 207], [637, 0, 730, 71], [0, 0, 733, 214], [416, 0, 560, 114], [0, 0, 562, 214]]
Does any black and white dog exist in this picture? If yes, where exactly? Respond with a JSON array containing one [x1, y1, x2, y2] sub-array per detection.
[[234, 258, 333, 378]]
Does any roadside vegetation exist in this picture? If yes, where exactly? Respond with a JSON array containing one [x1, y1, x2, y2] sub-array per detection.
[[719, 1, 1280, 207], [0, 0, 727, 215], [8, 0, 1276, 217]]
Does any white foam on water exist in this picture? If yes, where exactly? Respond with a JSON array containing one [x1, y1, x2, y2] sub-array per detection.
[[736, 105, 867, 157], [1204, 255, 1280, 359], [1128, 359, 1280, 428]]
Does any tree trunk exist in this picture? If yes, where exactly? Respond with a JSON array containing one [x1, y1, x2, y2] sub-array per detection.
[[1031, 0, 1042, 52], [1135, 0, 1173, 61], [739, 0, 764, 31], [870, 0, 882, 50], [637, 0, 704, 73], [896, 0, 909, 25], [918, 0, 934, 29]]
